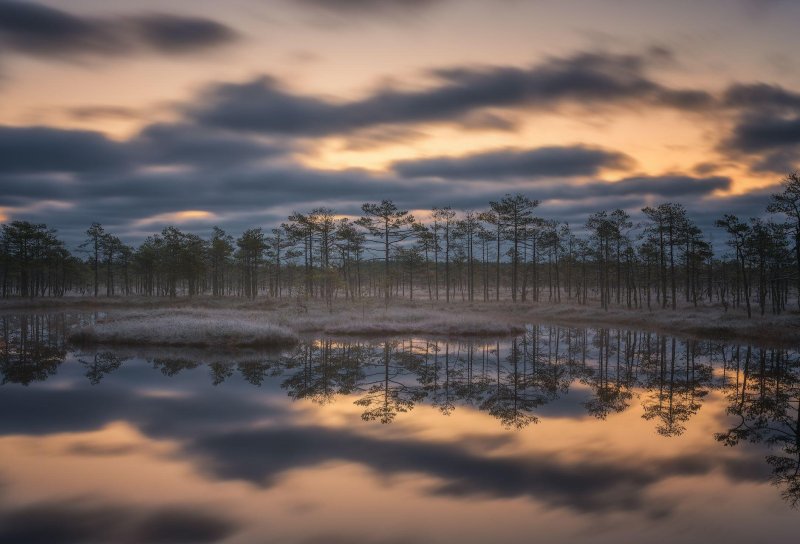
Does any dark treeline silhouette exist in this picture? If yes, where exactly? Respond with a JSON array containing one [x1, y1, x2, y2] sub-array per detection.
[[3, 313, 799, 505], [3, 173, 800, 316]]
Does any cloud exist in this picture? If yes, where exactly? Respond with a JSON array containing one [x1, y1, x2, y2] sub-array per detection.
[[726, 114, 800, 153], [131, 123, 291, 168], [291, 0, 446, 22], [184, 422, 770, 517], [721, 111, 800, 173], [123, 14, 238, 54], [722, 83, 800, 111], [0, 1, 238, 61], [1, 33, 786, 244], [66, 105, 143, 121], [0, 121, 291, 179], [541, 187, 773, 233], [571, 175, 731, 199], [340, 126, 425, 151], [0, 378, 289, 436], [750, 148, 800, 173], [187, 51, 714, 136], [0, 120, 736, 242], [718, 82, 800, 172], [296, 0, 442, 13], [0, 125, 130, 174], [0, 161, 738, 245], [392, 145, 635, 180], [456, 111, 519, 132], [134, 507, 238, 544], [134, 210, 219, 227], [190, 425, 656, 513], [0, 500, 239, 544]]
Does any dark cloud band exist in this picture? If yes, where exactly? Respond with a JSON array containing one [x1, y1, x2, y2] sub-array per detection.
[[187, 51, 714, 136], [392, 145, 635, 180], [0, 1, 238, 60]]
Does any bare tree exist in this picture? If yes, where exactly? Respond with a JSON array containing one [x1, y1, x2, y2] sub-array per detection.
[[358, 200, 416, 301]]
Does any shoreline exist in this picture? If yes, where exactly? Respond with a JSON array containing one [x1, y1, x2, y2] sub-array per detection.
[[2, 296, 799, 348]]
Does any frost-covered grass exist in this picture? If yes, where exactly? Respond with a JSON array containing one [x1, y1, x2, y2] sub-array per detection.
[[69, 313, 298, 347], [290, 310, 525, 337], [11, 295, 800, 346], [520, 302, 800, 346], [64, 303, 525, 347]]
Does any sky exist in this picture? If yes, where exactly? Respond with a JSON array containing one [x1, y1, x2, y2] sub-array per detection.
[[2, 0, 800, 244]]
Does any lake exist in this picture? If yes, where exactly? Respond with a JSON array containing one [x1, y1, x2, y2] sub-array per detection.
[[1, 313, 799, 543]]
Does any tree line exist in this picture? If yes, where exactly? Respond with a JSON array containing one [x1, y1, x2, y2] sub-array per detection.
[[2, 173, 800, 316]]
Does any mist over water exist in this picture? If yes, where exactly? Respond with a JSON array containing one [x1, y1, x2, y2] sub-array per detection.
[[2, 313, 799, 543]]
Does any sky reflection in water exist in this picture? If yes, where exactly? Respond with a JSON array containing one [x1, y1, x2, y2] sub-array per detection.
[[1, 313, 799, 543]]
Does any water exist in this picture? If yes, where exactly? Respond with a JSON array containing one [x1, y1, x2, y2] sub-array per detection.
[[1, 313, 799, 543]]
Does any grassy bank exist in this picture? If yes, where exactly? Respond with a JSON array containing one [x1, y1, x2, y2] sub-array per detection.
[[69, 312, 299, 348], [65, 304, 526, 347], [4, 296, 799, 347]]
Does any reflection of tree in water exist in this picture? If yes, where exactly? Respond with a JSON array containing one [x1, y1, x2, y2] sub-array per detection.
[[716, 345, 800, 507], [78, 351, 128, 385], [151, 357, 201, 377], [153, 358, 282, 386], [281, 340, 364, 404], [479, 338, 537, 429], [0, 314, 66, 385], [0, 314, 721, 435], [453, 341, 492, 408], [209, 361, 234, 385], [472, 327, 574, 429], [6, 311, 800, 507], [640, 336, 711, 437], [417, 340, 461, 416], [237, 359, 283, 387], [479, 333, 557, 430], [582, 328, 636, 420], [528, 325, 574, 402], [354, 340, 426, 423]]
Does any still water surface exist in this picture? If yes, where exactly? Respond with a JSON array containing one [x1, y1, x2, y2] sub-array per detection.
[[2, 313, 800, 543]]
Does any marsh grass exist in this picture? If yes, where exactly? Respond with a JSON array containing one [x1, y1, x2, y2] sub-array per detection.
[[16, 295, 799, 347], [65, 303, 526, 347], [69, 313, 299, 347]]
